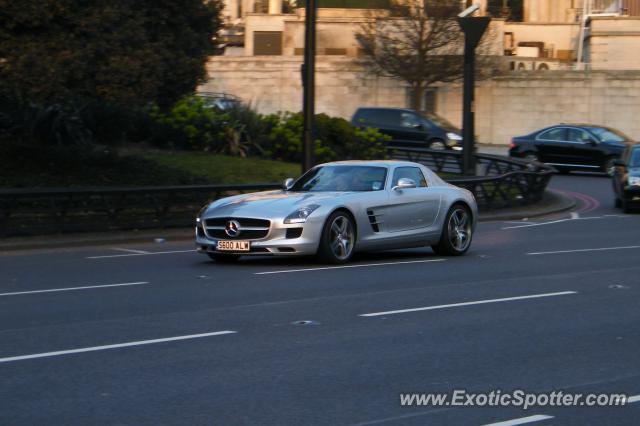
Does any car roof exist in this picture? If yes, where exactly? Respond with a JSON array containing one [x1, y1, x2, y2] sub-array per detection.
[[354, 107, 415, 113], [315, 160, 424, 168]]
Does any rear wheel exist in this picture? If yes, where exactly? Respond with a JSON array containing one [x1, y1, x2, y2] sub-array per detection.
[[317, 211, 355, 264], [523, 152, 539, 163], [207, 253, 240, 262], [431, 205, 473, 256]]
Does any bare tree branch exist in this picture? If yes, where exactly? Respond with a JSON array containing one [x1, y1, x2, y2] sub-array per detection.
[[356, 0, 499, 111]]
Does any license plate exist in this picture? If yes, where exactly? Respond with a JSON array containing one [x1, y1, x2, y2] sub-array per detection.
[[216, 240, 250, 252]]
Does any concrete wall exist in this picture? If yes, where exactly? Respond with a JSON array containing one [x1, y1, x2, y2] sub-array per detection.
[[201, 59, 640, 146], [588, 17, 640, 69], [200, 57, 406, 118], [436, 71, 640, 144]]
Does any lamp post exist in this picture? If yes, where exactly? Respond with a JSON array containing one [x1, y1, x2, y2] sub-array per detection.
[[301, 0, 317, 173], [458, 5, 490, 176]]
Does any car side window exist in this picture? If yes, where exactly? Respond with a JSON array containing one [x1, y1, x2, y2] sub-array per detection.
[[537, 128, 566, 141], [392, 167, 428, 188], [400, 112, 421, 128], [568, 129, 595, 144]]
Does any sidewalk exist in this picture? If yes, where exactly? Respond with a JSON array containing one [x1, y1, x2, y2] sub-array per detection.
[[0, 190, 574, 252]]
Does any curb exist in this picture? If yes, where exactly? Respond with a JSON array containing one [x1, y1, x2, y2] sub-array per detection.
[[0, 190, 575, 252], [479, 190, 576, 222]]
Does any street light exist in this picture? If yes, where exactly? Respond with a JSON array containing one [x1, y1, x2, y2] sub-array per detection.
[[458, 4, 490, 176]]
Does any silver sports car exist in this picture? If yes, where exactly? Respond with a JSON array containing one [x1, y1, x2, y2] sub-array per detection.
[[195, 160, 477, 263]]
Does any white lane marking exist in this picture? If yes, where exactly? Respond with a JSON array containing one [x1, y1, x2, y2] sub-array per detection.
[[111, 247, 150, 254], [482, 414, 553, 426], [570, 212, 580, 219], [501, 216, 602, 230], [254, 259, 446, 275], [0, 281, 149, 297], [628, 394, 640, 403], [86, 249, 196, 259], [528, 245, 640, 256], [503, 221, 537, 225], [0, 330, 237, 364], [360, 291, 577, 317]]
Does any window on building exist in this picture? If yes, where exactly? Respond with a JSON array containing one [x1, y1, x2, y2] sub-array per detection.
[[406, 88, 437, 113]]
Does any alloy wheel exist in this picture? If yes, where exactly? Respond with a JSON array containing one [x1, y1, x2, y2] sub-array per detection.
[[329, 216, 354, 261]]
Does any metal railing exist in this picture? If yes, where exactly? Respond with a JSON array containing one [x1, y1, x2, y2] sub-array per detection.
[[389, 147, 556, 209], [0, 149, 555, 237], [0, 184, 280, 237]]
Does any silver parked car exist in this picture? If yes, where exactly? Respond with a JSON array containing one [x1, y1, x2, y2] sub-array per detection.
[[195, 161, 477, 263]]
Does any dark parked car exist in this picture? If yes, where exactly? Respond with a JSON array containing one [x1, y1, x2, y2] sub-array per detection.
[[351, 107, 463, 150], [509, 124, 632, 176], [612, 142, 640, 212], [198, 92, 242, 110]]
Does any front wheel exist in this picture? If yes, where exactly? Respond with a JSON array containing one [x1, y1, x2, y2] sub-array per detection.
[[432, 205, 473, 256], [429, 139, 447, 150], [317, 211, 356, 264]]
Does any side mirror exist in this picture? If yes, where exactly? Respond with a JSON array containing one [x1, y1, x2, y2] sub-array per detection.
[[392, 178, 416, 191], [283, 178, 295, 190]]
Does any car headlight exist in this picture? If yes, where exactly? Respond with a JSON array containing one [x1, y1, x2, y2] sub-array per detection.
[[447, 132, 463, 141], [284, 204, 320, 224], [629, 176, 640, 186]]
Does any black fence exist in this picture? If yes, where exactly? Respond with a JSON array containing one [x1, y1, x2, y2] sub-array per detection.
[[389, 147, 555, 209], [0, 148, 554, 237], [0, 184, 280, 237]]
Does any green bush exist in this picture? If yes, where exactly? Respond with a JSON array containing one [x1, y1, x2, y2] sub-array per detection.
[[264, 112, 389, 163], [149, 96, 229, 151]]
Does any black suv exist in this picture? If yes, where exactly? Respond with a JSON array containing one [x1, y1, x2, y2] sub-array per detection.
[[351, 107, 463, 150], [612, 142, 640, 212], [509, 124, 632, 176]]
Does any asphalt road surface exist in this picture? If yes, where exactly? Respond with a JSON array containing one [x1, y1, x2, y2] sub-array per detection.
[[1, 172, 639, 426]]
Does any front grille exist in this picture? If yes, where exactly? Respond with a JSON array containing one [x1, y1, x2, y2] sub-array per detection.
[[203, 217, 270, 240], [206, 229, 269, 240], [205, 218, 270, 228]]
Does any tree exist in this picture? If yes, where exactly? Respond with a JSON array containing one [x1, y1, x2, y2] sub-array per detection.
[[0, 0, 222, 109], [356, 0, 498, 111]]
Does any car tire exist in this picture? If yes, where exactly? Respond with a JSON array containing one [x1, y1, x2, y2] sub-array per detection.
[[524, 152, 539, 163], [622, 199, 632, 214], [604, 157, 617, 177], [615, 197, 622, 208], [431, 204, 473, 256], [207, 253, 240, 262], [429, 139, 447, 150], [317, 210, 356, 264]]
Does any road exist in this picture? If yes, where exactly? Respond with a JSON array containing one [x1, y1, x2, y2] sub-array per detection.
[[1, 173, 639, 426]]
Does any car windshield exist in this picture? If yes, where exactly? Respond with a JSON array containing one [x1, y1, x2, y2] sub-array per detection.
[[586, 127, 629, 143], [420, 113, 459, 131], [291, 165, 387, 192], [630, 148, 640, 167]]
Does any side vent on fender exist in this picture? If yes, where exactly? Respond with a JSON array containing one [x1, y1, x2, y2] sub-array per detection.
[[367, 210, 382, 232]]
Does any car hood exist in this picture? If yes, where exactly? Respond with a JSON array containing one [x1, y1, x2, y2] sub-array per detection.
[[203, 190, 350, 218]]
